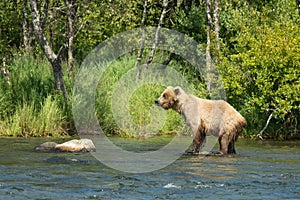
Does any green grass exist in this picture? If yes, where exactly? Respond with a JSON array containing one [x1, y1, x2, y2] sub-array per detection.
[[94, 55, 203, 137], [2, 96, 67, 137], [0, 54, 194, 138], [0, 55, 71, 137]]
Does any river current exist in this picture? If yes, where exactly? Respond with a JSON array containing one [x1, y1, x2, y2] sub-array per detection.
[[0, 137, 299, 199]]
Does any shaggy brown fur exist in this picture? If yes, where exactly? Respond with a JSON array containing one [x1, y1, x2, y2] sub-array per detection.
[[155, 86, 247, 154]]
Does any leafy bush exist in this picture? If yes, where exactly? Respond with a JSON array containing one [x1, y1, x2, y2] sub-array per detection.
[[218, 2, 300, 138]]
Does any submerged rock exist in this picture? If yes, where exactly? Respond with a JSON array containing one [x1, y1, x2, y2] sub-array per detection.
[[35, 142, 58, 151], [45, 156, 89, 164], [35, 139, 96, 152]]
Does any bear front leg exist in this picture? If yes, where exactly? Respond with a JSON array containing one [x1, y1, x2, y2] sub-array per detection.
[[192, 130, 206, 154], [185, 130, 204, 154], [192, 139, 201, 153]]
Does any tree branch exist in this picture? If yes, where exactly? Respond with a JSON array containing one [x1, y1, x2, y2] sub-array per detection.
[[296, 0, 300, 16], [66, 0, 78, 76], [41, 0, 50, 30], [57, 42, 67, 60], [74, 21, 84, 38], [257, 112, 273, 140], [30, 0, 56, 60], [145, 0, 169, 68]]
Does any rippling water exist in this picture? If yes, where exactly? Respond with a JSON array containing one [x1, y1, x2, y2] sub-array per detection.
[[0, 137, 299, 199]]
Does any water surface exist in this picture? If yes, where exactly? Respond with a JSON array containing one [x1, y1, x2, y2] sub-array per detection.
[[0, 137, 299, 199]]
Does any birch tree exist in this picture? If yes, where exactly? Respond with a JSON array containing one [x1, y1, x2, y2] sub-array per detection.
[[213, 0, 220, 55], [66, 0, 78, 77], [30, 0, 68, 101], [23, 0, 32, 53], [205, 0, 220, 97], [205, 0, 213, 94], [145, 0, 169, 68], [136, 0, 148, 82]]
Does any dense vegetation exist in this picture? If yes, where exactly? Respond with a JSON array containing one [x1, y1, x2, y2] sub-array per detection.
[[0, 0, 299, 139]]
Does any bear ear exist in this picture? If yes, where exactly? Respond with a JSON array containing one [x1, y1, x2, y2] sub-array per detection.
[[173, 86, 182, 96]]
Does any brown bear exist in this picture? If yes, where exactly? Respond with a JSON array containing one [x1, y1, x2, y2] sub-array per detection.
[[155, 86, 247, 154]]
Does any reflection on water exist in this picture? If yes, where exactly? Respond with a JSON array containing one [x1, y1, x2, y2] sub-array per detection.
[[0, 137, 299, 199]]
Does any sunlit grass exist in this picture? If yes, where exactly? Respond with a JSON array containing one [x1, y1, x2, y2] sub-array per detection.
[[0, 55, 70, 137]]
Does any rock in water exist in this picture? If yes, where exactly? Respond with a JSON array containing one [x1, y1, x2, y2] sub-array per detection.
[[35, 142, 58, 151], [55, 139, 96, 152]]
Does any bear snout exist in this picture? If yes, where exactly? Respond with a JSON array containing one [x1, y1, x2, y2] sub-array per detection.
[[154, 100, 159, 105]]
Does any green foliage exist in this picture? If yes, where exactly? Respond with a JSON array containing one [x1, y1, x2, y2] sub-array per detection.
[[218, 1, 300, 138], [0, 0, 299, 138], [74, 0, 146, 62], [0, 1, 22, 60], [172, 1, 206, 43]]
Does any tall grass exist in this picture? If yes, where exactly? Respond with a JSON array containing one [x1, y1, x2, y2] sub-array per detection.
[[95, 55, 202, 137], [2, 96, 67, 137], [0, 55, 71, 137], [0, 54, 205, 138]]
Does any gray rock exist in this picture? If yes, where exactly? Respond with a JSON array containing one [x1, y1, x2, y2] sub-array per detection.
[[54, 139, 96, 152]]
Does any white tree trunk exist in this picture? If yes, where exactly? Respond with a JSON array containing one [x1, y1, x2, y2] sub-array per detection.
[[66, 0, 77, 77], [136, 0, 148, 82], [213, 0, 220, 54], [145, 0, 169, 67], [23, 0, 32, 53], [206, 0, 212, 95]]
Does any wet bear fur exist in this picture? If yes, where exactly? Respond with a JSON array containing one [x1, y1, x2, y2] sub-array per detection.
[[155, 86, 247, 154]]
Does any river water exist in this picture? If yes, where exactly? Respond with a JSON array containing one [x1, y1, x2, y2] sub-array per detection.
[[0, 137, 299, 199]]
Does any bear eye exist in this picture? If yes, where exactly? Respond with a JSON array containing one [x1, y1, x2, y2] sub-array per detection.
[[163, 93, 167, 98]]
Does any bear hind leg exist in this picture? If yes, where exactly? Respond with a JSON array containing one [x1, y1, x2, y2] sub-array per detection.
[[227, 140, 236, 154], [219, 134, 229, 154]]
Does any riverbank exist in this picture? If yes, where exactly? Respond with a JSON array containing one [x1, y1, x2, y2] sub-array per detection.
[[0, 55, 299, 139]]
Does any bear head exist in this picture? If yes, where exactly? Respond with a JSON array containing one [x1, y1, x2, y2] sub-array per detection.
[[155, 86, 183, 110]]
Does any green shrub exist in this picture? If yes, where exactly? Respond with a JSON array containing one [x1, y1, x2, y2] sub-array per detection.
[[218, 3, 300, 138]]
